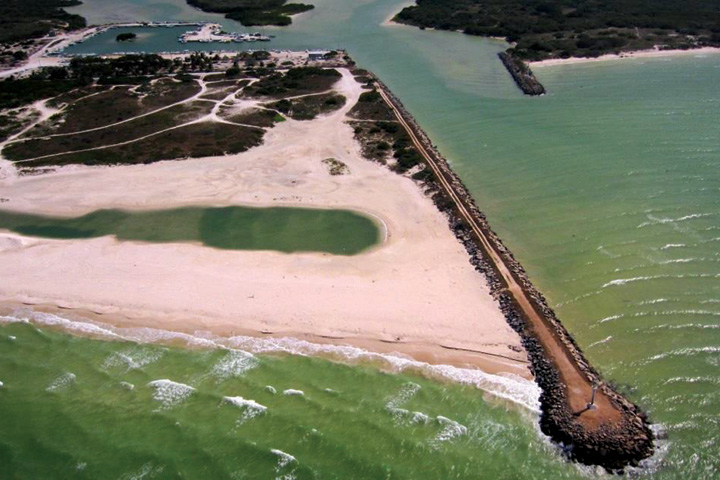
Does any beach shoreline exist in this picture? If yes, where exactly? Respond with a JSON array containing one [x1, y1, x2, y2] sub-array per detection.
[[531, 46, 720, 67], [0, 299, 531, 379], [0, 68, 528, 380]]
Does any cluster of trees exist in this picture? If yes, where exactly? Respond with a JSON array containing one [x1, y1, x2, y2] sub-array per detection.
[[185, 0, 313, 26], [0, 0, 86, 44], [394, 0, 720, 60]]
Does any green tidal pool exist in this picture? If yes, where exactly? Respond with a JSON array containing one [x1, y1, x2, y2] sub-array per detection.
[[0, 206, 381, 255]]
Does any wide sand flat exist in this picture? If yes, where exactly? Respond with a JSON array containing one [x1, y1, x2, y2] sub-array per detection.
[[0, 69, 528, 376]]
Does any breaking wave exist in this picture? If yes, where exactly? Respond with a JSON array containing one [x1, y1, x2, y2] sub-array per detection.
[[0, 309, 540, 412]]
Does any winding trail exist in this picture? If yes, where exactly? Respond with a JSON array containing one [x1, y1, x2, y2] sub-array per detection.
[[6, 76, 269, 164]]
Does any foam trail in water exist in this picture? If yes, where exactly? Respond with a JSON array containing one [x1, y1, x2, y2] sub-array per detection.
[[587, 336, 613, 349], [603, 273, 720, 288], [46, 372, 76, 392]]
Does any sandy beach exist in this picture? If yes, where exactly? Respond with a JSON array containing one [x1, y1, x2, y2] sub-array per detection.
[[531, 46, 720, 67], [0, 69, 528, 376]]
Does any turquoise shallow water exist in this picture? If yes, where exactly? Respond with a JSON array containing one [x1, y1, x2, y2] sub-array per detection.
[[3, 0, 719, 477]]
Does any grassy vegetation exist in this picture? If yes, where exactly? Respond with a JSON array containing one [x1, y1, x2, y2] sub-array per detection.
[[0, 0, 86, 44], [394, 0, 720, 60], [0, 54, 218, 111], [322, 157, 349, 175], [219, 107, 281, 127], [5, 102, 213, 161], [17, 122, 264, 169], [199, 80, 249, 100], [186, 0, 313, 26], [347, 90, 395, 122], [0, 109, 38, 142], [268, 93, 345, 120], [243, 67, 341, 98], [2, 60, 348, 171], [28, 82, 200, 135]]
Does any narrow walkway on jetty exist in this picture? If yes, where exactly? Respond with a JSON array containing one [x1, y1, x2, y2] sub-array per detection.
[[375, 85, 652, 469]]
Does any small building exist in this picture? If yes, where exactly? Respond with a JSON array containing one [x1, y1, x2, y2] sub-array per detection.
[[307, 50, 329, 61]]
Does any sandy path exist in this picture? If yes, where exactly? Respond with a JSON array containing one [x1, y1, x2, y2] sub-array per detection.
[[0, 69, 528, 376]]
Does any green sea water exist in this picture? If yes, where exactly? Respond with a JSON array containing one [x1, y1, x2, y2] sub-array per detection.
[[0, 206, 380, 255], [3, 0, 719, 477]]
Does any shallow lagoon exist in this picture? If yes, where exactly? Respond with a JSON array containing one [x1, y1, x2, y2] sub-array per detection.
[[0, 206, 381, 255]]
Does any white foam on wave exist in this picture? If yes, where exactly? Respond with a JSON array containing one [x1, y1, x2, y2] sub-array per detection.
[[597, 314, 623, 324], [228, 336, 541, 412], [645, 346, 720, 364], [118, 462, 165, 480], [147, 379, 195, 409], [8, 335, 16, 341], [46, 372, 76, 392], [271, 449, 297, 470], [0, 380, 4, 388], [386, 382, 420, 410], [1, 309, 540, 412], [587, 336, 613, 349], [603, 273, 720, 288], [2, 310, 122, 339], [432, 415, 468, 446], [664, 376, 720, 385], [660, 243, 686, 250], [632, 309, 720, 318], [211, 350, 259, 381], [282, 389, 304, 396], [222, 396, 267, 422], [637, 323, 720, 333], [637, 212, 713, 228], [120, 381, 135, 390], [266, 385, 277, 394], [103, 347, 164, 372], [637, 298, 669, 306]]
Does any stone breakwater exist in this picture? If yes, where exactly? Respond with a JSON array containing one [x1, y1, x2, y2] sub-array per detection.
[[498, 52, 546, 96], [370, 74, 654, 472]]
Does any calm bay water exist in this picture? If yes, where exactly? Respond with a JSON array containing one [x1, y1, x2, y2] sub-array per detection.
[[2, 0, 719, 477]]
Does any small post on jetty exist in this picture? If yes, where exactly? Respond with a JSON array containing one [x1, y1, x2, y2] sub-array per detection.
[[587, 383, 598, 411]]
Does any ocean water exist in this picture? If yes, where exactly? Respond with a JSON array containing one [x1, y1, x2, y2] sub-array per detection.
[[3, 0, 719, 477]]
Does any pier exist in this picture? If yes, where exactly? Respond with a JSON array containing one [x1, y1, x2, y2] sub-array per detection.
[[371, 74, 654, 471]]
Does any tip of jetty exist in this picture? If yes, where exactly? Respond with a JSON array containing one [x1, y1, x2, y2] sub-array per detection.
[[498, 51, 546, 96]]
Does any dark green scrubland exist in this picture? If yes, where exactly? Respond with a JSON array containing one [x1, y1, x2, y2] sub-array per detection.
[[0, 0, 86, 43], [243, 67, 341, 98], [186, 0, 314, 26], [1, 60, 345, 170], [394, 0, 720, 61], [0, 53, 217, 110]]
